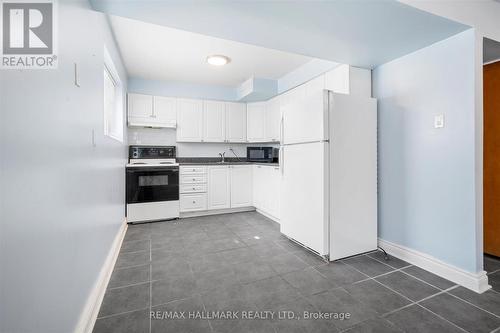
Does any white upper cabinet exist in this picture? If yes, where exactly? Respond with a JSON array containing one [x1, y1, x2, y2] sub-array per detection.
[[153, 96, 176, 127], [280, 84, 306, 107], [265, 96, 281, 142], [304, 75, 326, 97], [225, 102, 247, 143], [208, 166, 231, 210], [325, 64, 350, 94], [230, 165, 253, 208], [177, 98, 203, 142], [128, 93, 154, 125], [203, 100, 226, 142], [247, 102, 267, 142], [349, 66, 372, 97], [128, 93, 176, 128]]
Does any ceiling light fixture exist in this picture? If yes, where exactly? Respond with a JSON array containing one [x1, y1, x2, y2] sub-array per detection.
[[206, 55, 230, 66]]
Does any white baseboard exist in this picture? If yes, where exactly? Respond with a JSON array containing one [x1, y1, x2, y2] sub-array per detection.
[[74, 220, 128, 333], [255, 209, 280, 225], [180, 206, 255, 218], [378, 238, 490, 294]]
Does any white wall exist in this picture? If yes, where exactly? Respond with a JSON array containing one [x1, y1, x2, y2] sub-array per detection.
[[0, 1, 128, 332], [373, 29, 480, 273]]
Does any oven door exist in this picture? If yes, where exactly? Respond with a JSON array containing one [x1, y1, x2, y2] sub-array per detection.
[[126, 167, 179, 204]]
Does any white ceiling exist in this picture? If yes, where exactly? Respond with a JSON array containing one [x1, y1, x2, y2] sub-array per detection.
[[109, 15, 313, 86], [94, 1, 469, 68]]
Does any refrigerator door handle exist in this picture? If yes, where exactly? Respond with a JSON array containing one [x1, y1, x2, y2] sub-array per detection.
[[280, 147, 284, 176], [280, 114, 284, 144]]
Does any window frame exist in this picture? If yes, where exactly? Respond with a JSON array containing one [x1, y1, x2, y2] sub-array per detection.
[[103, 46, 124, 143]]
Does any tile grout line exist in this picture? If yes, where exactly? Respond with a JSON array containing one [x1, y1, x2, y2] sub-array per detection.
[[444, 289, 500, 320], [413, 303, 471, 333], [96, 306, 151, 320], [397, 267, 454, 291], [338, 255, 471, 332]]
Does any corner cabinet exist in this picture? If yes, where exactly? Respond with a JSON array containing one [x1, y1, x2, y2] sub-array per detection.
[[207, 166, 231, 210], [176, 98, 203, 142], [265, 96, 281, 142], [230, 165, 253, 207]]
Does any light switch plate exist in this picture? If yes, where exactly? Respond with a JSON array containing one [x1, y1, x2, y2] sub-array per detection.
[[434, 114, 444, 128]]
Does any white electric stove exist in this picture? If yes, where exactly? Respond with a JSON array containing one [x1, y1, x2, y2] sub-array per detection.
[[126, 146, 179, 223]]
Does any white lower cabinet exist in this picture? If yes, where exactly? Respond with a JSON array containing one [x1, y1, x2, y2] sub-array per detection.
[[230, 165, 253, 208], [180, 166, 207, 212], [180, 164, 277, 216], [253, 165, 281, 220], [180, 193, 207, 212], [208, 166, 231, 210]]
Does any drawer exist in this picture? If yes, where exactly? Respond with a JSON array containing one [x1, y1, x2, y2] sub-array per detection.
[[180, 174, 207, 184], [180, 193, 207, 212], [180, 166, 207, 175], [180, 184, 207, 194]]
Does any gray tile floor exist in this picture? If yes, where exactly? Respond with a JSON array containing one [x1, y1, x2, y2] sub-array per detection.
[[93, 212, 500, 333]]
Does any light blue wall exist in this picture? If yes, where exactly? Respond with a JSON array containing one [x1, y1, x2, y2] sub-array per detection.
[[0, 1, 128, 332], [128, 77, 238, 101], [373, 29, 479, 273]]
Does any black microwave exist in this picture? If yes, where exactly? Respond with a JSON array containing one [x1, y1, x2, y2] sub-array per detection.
[[247, 147, 279, 163]]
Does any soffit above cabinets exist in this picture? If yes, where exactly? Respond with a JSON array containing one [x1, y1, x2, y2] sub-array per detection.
[[93, 1, 470, 68], [108, 15, 313, 87]]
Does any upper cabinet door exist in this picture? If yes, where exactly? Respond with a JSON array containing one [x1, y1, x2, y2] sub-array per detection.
[[177, 98, 203, 142], [282, 90, 327, 144], [324, 64, 350, 94], [265, 96, 281, 142], [304, 75, 325, 97], [247, 102, 266, 142], [128, 93, 153, 124], [226, 102, 247, 143], [153, 96, 176, 127], [203, 100, 226, 142]]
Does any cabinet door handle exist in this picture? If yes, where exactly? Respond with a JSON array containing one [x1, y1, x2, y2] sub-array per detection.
[[192, 187, 196, 190], [192, 201, 196, 204]]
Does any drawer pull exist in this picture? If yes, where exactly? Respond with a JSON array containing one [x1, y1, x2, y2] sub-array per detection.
[[192, 169, 196, 172], [192, 187, 196, 190], [192, 178, 196, 181], [192, 201, 196, 204]]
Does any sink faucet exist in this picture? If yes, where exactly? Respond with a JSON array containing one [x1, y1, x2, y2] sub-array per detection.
[[219, 152, 226, 163]]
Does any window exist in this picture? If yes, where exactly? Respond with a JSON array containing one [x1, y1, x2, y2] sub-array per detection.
[[103, 46, 124, 142]]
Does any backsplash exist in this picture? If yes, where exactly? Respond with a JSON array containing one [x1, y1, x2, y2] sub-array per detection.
[[128, 128, 278, 158]]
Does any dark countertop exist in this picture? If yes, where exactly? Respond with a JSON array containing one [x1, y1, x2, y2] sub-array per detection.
[[177, 157, 279, 167]]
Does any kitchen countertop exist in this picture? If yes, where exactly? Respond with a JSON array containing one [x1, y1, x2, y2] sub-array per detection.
[[176, 157, 279, 167]]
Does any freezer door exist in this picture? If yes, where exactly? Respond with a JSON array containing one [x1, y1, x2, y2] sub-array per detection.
[[280, 142, 329, 256], [282, 90, 329, 145]]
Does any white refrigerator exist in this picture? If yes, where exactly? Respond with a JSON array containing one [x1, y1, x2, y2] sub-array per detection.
[[280, 90, 377, 260]]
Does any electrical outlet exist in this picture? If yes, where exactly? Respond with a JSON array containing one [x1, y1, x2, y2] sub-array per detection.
[[434, 114, 444, 129]]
